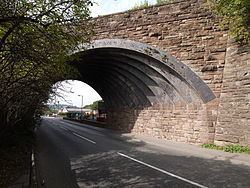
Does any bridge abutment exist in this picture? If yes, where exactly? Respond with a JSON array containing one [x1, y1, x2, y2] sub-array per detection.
[[71, 0, 250, 146], [107, 100, 217, 144]]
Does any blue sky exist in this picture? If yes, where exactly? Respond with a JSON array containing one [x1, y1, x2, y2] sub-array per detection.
[[55, 0, 158, 107]]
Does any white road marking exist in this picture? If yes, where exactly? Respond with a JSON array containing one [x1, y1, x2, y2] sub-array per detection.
[[72, 132, 96, 144], [60, 126, 69, 131], [117, 152, 208, 188]]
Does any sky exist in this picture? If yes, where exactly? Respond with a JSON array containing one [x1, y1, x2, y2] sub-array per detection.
[[90, 0, 157, 17], [54, 0, 158, 107], [53, 80, 102, 107]]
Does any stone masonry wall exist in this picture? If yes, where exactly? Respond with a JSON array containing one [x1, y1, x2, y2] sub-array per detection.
[[93, 0, 250, 146], [93, 0, 227, 99], [107, 102, 215, 144], [215, 40, 250, 146]]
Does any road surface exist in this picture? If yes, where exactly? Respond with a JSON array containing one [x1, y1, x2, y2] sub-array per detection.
[[35, 118, 250, 188]]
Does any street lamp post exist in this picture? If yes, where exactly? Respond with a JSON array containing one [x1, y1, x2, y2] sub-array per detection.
[[78, 95, 83, 119], [57, 101, 60, 116]]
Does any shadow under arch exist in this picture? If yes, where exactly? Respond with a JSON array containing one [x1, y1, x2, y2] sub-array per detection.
[[68, 39, 216, 134]]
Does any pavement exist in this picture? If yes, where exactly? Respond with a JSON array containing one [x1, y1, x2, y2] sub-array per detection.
[[123, 133, 250, 167], [35, 117, 250, 188], [61, 118, 250, 167]]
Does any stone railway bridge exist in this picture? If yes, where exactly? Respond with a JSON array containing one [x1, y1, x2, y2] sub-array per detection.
[[69, 0, 250, 146]]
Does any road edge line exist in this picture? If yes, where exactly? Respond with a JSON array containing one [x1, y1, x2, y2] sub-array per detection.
[[72, 132, 96, 144], [117, 152, 208, 188]]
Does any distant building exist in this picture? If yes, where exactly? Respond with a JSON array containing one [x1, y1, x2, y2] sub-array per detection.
[[96, 101, 107, 121], [58, 107, 68, 113], [66, 107, 92, 120]]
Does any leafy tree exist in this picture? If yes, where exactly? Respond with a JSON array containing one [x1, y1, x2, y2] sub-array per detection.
[[0, 0, 93, 133], [84, 100, 103, 110], [209, 0, 250, 44]]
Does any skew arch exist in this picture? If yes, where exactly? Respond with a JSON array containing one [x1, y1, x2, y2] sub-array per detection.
[[69, 39, 215, 109]]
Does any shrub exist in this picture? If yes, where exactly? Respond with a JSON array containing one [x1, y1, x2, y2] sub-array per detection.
[[208, 0, 250, 44], [156, 0, 175, 5], [202, 143, 250, 154], [131, 0, 150, 10]]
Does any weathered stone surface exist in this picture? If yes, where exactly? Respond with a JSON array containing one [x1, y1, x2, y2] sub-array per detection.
[[88, 0, 250, 146], [215, 41, 250, 146], [106, 101, 216, 145]]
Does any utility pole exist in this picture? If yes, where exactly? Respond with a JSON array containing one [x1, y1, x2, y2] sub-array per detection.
[[57, 101, 60, 115], [78, 95, 83, 120]]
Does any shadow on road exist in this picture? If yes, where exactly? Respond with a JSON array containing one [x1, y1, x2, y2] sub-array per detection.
[[36, 118, 250, 188]]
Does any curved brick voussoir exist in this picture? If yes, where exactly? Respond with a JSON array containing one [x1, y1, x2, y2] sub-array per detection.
[[70, 39, 215, 109]]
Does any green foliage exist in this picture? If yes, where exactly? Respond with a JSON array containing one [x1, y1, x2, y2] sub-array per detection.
[[130, 0, 175, 11], [202, 143, 250, 154], [156, 0, 175, 5], [84, 100, 103, 110], [208, 0, 250, 44], [0, 0, 93, 183], [223, 145, 250, 154], [58, 112, 67, 117], [0, 0, 93, 131], [202, 143, 223, 150], [131, 0, 150, 10]]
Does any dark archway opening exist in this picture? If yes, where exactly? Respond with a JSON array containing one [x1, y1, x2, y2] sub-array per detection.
[[67, 39, 215, 136]]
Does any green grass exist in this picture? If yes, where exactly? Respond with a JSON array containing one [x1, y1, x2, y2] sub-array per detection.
[[131, 0, 151, 10], [202, 143, 250, 154], [130, 0, 176, 11], [156, 0, 175, 5]]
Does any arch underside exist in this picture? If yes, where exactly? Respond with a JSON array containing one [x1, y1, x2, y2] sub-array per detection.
[[70, 39, 215, 108]]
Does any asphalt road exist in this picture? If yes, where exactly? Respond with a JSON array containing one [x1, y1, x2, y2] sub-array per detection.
[[35, 118, 250, 188]]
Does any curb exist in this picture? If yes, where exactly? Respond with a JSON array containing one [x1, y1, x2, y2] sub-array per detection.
[[30, 150, 37, 187]]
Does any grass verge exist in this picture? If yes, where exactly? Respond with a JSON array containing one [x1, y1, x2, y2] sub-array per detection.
[[202, 143, 250, 154]]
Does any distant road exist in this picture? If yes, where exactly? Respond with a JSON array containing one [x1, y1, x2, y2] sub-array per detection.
[[35, 118, 250, 188]]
